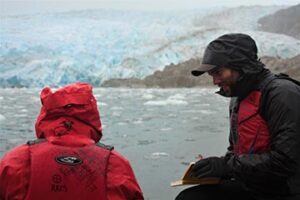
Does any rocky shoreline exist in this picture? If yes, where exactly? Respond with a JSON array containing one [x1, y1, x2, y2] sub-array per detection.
[[101, 55, 300, 88]]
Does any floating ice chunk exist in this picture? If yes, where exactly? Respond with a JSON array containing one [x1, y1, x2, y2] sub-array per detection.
[[165, 99, 188, 105], [152, 152, 169, 157], [145, 152, 170, 159], [13, 114, 28, 117], [0, 114, 6, 121], [144, 101, 167, 106], [112, 112, 121, 117], [168, 93, 186, 100], [97, 102, 108, 107], [142, 94, 154, 100], [144, 99, 188, 106], [94, 94, 101, 98], [160, 127, 172, 131], [133, 119, 143, 124], [200, 110, 215, 114], [199, 103, 210, 107], [111, 106, 124, 110], [117, 122, 128, 126]]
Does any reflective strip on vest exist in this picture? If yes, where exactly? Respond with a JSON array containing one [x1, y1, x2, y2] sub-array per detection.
[[234, 90, 270, 155], [25, 142, 110, 200]]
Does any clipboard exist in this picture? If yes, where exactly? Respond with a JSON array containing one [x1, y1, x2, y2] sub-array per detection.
[[171, 162, 220, 187]]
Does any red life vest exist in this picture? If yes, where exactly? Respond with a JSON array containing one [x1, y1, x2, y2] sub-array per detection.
[[25, 140, 111, 200], [233, 90, 270, 155]]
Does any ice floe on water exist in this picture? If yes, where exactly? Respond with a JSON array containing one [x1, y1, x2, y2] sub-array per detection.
[[111, 106, 124, 110], [132, 119, 143, 124], [142, 94, 155, 100], [0, 114, 6, 121], [13, 114, 28, 117], [144, 99, 188, 106], [168, 113, 177, 117], [168, 93, 186, 99], [144, 152, 170, 159], [97, 102, 108, 107], [112, 112, 121, 117], [144, 94, 188, 106], [160, 127, 172, 131], [200, 110, 216, 115], [117, 122, 128, 126]]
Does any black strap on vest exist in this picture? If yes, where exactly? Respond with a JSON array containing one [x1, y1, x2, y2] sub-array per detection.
[[259, 73, 300, 91], [96, 142, 114, 151], [27, 139, 114, 151], [229, 98, 239, 147], [27, 138, 47, 145], [277, 73, 300, 86]]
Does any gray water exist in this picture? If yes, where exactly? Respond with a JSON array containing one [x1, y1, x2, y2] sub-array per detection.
[[0, 87, 230, 200]]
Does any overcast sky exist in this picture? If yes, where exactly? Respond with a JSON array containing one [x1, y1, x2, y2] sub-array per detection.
[[1, 0, 300, 15]]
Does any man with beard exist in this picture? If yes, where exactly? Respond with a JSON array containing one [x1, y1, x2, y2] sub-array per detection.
[[175, 33, 300, 200]]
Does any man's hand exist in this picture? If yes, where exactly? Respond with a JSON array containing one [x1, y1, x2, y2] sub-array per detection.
[[191, 157, 230, 178]]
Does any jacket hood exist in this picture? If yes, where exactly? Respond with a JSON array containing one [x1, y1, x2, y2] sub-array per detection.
[[35, 82, 102, 143], [192, 33, 265, 76]]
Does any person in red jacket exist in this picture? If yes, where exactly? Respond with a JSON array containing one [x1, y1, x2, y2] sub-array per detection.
[[0, 82, 144, 200]]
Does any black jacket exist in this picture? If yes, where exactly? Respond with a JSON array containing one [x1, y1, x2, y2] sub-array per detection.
[[226, 70, 300, 197]]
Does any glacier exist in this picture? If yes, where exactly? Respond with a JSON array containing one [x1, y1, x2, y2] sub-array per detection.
[[1, 6, 300, 87]]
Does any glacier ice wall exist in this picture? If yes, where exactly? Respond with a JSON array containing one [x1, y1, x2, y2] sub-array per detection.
[[1, 6, 300, 87]]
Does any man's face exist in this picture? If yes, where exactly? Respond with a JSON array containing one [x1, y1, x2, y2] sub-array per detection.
[[208, 67, 240, 96]]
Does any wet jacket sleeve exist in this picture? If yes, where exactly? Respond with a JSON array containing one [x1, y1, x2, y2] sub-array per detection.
[[0, 145, 30, 200], [226, 79, 300, 190], [106, 150, 144, 200]]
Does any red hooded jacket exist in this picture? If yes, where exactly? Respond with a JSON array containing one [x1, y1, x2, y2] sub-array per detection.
[[0, 83, 144, 200]]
